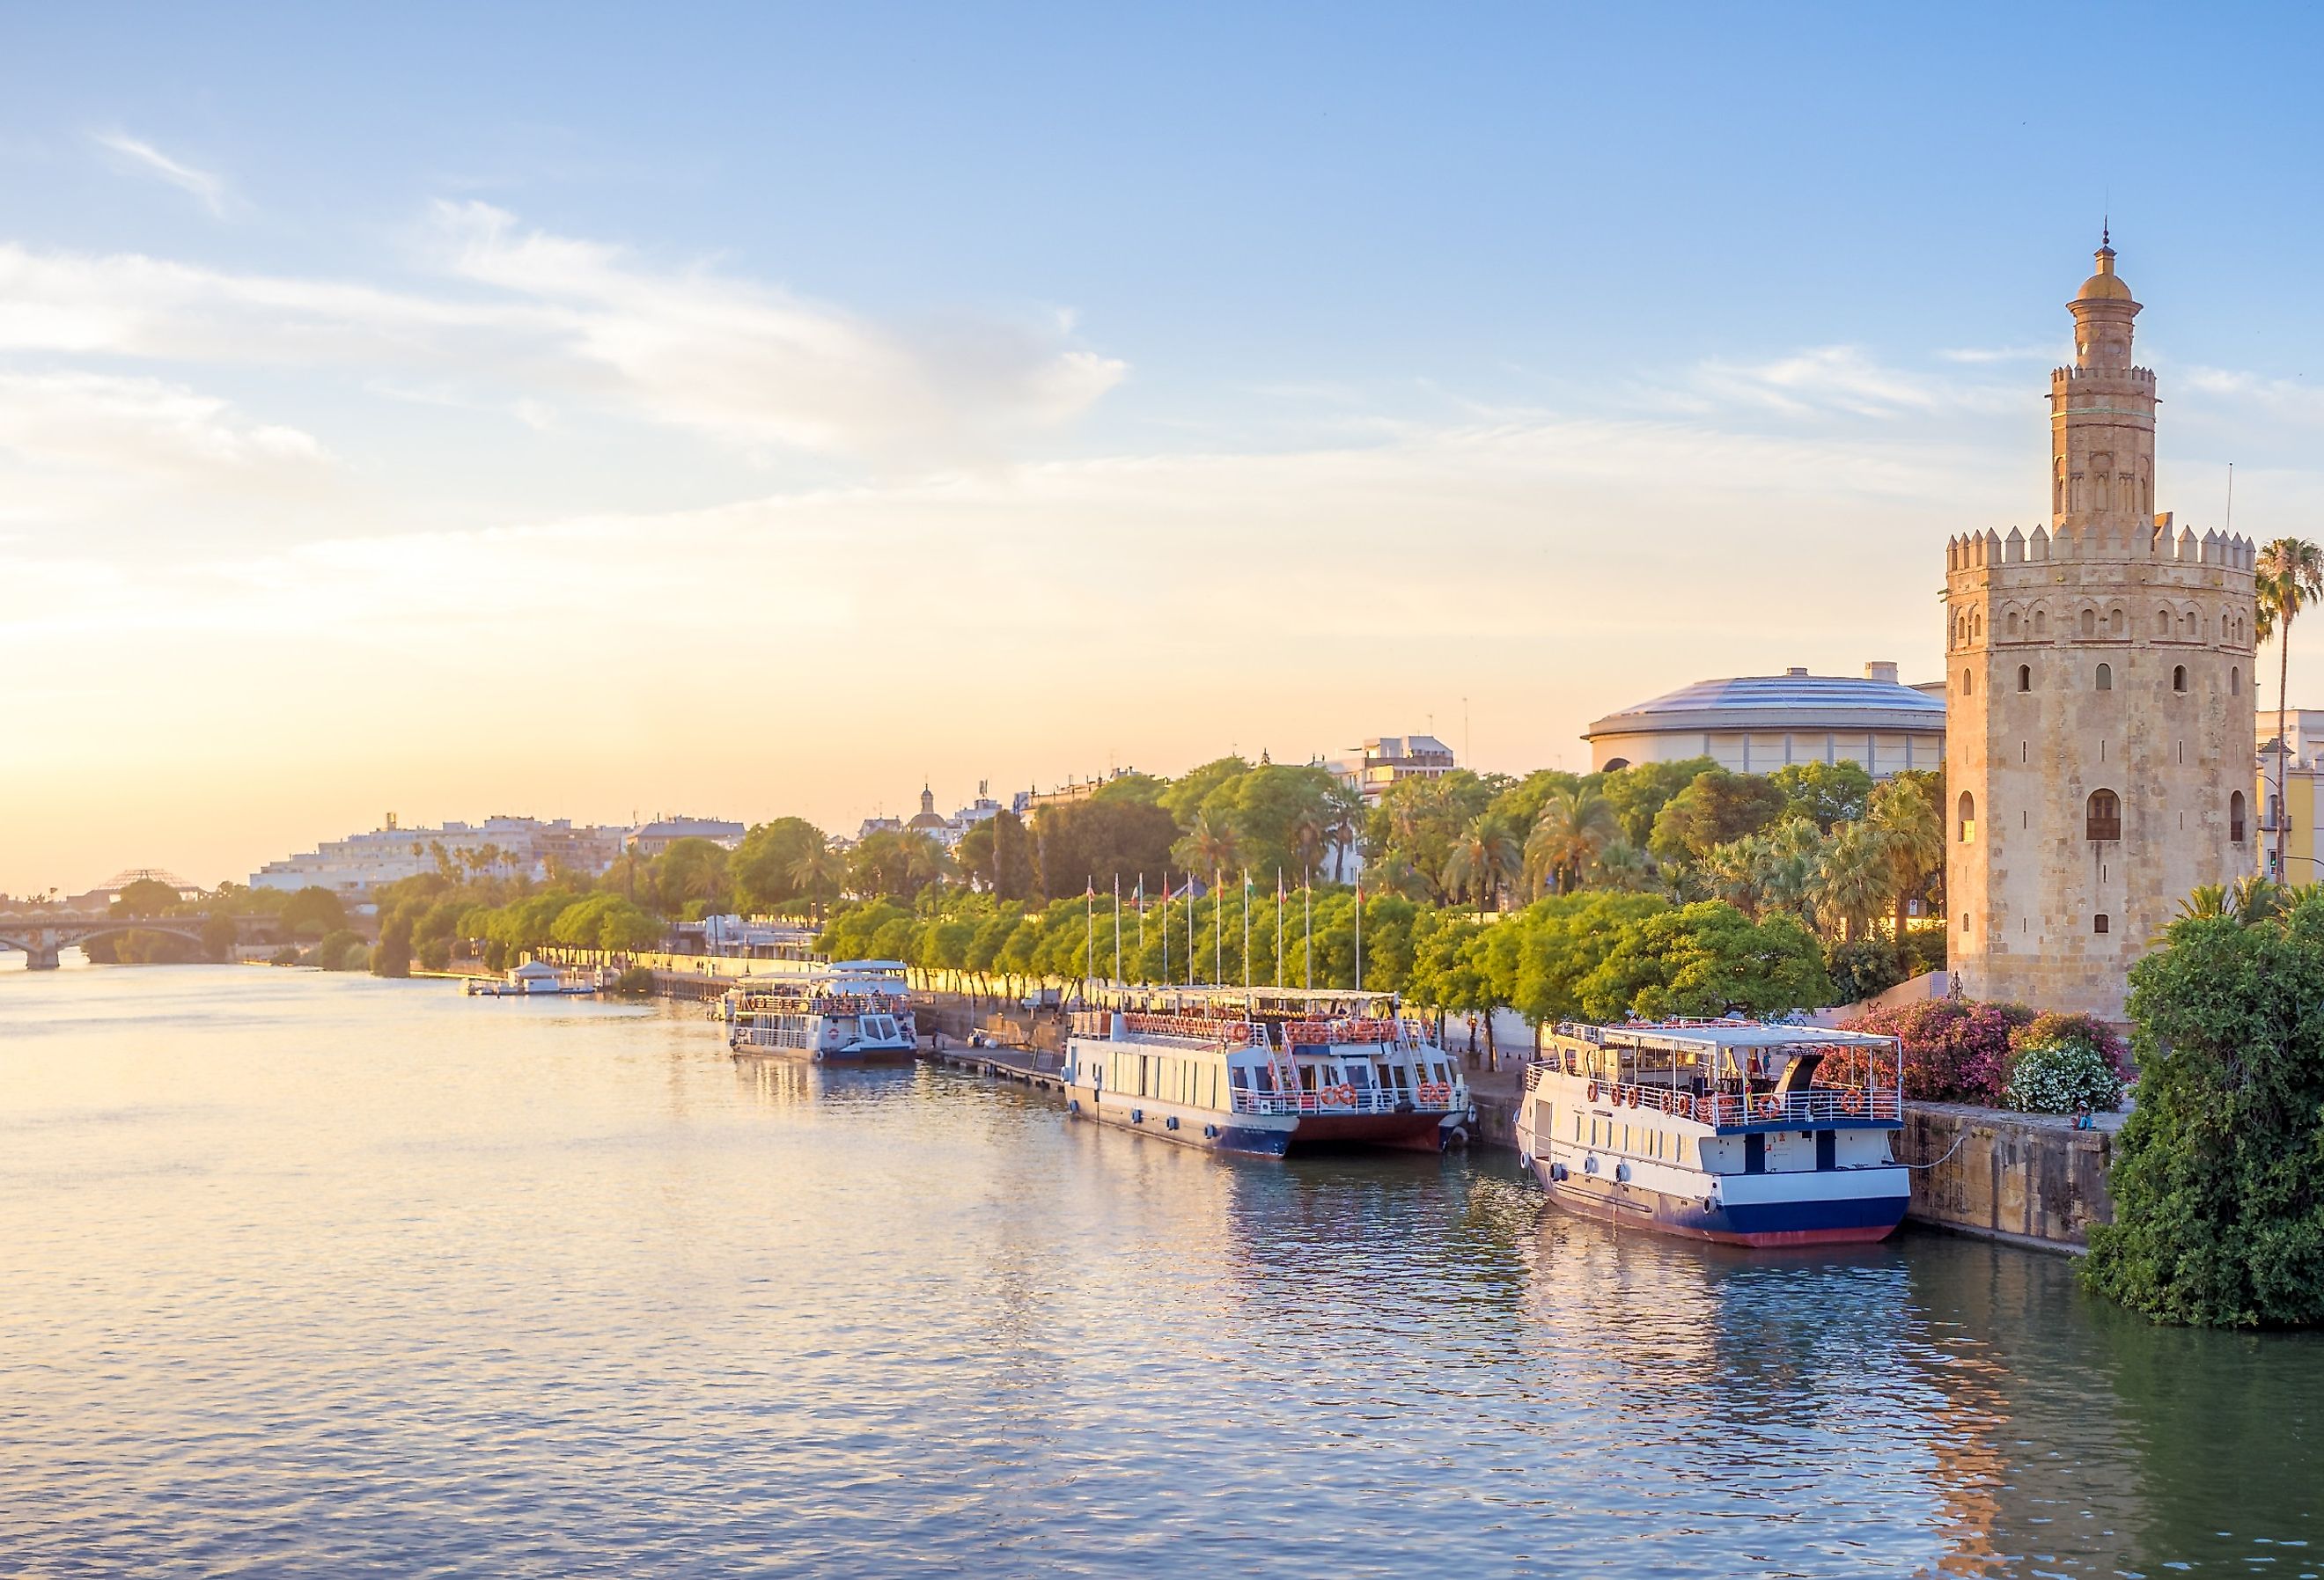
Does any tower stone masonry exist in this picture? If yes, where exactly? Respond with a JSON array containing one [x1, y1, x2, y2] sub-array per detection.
[[1943, 240, 2256, 1021]]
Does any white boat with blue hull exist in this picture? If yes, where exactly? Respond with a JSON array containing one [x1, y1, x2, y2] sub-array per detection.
[[722, 960, 917, 1063], [1061, 987, 1475, 1157], [1515, 1019, 1908, 1247]]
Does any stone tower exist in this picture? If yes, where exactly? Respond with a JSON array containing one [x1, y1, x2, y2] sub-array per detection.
[[1943, 239, 2257, 1020]]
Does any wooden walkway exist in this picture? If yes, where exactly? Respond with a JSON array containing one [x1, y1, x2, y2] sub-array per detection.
[[921, 1042, 1069, 1096]]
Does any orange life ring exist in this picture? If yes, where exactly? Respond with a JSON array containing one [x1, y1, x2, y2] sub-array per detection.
[[1586, 1081, 1599, 1102], [1335, 1084, 1356, 1105]]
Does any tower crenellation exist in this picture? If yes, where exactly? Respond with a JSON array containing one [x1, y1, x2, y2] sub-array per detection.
[[1943, 240, 2257, 1021]]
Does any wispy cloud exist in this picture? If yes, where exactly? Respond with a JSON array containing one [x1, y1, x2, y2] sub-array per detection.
[[1675, 344, 2019, 420], [0, 370, 327, 481], [92, 132, 231, 217], [0, 202, 1125, 460]]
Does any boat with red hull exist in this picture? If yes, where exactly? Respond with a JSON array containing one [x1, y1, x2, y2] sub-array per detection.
[[1515, 1019, 1909, 1248]]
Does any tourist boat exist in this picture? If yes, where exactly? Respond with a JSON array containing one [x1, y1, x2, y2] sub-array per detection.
[[722, 960, 917, 1062], [1059, 987, 1476, 1157], [1515, 1018, 1909, 1246], [465, 960, 602, 997]]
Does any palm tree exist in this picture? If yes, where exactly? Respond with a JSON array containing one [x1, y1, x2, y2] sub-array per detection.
[[1288, 807, 1327, 886], [788, 841, 848, 920], [1865, 775, 1943, 949], [1442, 814, 1523, 918], [1320, 783, 1367, 884], [901, 833, 956, 895], [1815, 821, 1891, 944], [1701, 836, 1766, 919], [1525, 786, 1618, 896], [1756, 818, 1828, 923], [1589, 839, 1658, 893], [1179, 810, 1243, 878], [2257, 538, 2324, 879]]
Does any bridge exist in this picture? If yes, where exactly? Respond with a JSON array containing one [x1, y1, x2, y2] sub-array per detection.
[[0, 910, 277, 970]]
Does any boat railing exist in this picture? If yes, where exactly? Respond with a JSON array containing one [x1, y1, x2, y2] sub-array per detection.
[[1232, 1082, 1467, 1117], [1571, 1075, 1901, 1128]]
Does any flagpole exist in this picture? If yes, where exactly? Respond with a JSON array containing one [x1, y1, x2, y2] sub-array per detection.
[[1214, 865, 1223, 986], [1241, 868, 1251, 994], [1303, 875, 1313, 992], [1136, 875, 1145, 982], [1187, 872, 1195, 987], [1085, 878, 1093, 1003], [1354, 875, 1364, 992], [1160, 871, 1169, 985], [1276, 868, 1284, 991], [1113, 874, 1122, 987]]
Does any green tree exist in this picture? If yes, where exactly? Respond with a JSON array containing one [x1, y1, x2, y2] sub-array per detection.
[[653, 838, 733, 917], [2256, 537, 2324, 878], [1599, 757, 1716, 847], [108, 878, 183, 918], [2084, 890, 2324, 1326], [1648, 768, 1788, 865], [1769, 761, 1873, 833], [786, 840, 849, 920], [1442, 813, 1522, 917], [1815, 819, 1892, 943], [1033, 797, 1177, 900], [280, 886, 348, 938], [1157, 756, 1252, 827], [199, 915, 240, 961], [1866, 772, 1944, 947], [1577, 900, 1830, 1021], [731, 818, 827, 912], [1524, 784, 1618, 897]]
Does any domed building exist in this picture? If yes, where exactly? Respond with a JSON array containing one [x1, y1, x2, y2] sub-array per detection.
[[905, 784, 949, 834], [1584, 661, 1945, 777]]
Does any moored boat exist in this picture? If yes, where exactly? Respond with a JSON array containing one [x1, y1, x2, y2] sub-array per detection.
[[1515, 1018, 1908, 1247], [466, 960, 603, 996], [722, 960, 917, 1062], [1060, 987, 1475, 1157]]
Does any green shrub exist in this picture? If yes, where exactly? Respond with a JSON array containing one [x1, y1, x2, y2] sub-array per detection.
[[1826, 937, 1907, 1004], [608, 966, 658, 997], [2083, 894, 2324, 1327], [268, 946, 303, 966], [315, 930, 366, 971]]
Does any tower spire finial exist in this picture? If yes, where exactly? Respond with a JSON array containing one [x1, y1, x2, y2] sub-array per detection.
[[2102, 215, 2110, 248]]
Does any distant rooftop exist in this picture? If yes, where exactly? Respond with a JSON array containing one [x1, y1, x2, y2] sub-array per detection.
[[1586, 665, 1945, 739]]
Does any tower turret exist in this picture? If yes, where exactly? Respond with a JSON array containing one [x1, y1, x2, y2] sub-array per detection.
[[1945, 240, 2256, 1020]]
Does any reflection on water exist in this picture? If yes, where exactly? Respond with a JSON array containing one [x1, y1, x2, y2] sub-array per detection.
[[3, 967, 2319, 1578]]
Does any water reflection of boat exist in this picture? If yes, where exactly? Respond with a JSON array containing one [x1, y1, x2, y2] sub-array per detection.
[[1517, 1019, 1908, 1246], [719, 960, 917, 1062]]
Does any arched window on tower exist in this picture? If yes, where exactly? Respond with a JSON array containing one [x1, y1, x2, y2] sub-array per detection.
[[2034, 609, 2048, 636], [2157, 608, 2171, 636], [2081, 608, 2097, 638], [2173, 665, 2188, 693], [2096, 663, 2113, 691], [2232, 790, 2248, 844], [1972, 611, 1982, 641], [2007, 611, 2020, 636], [1958, 792, 1975, 843], [2055, 457, 2065, 515], [2110, 608, 2127, 637], [2086, 789, 2122, 842], [2017, 664, 2031, 692], [1961, 668, 1974, 696], [2232, 666, 2243, 696]]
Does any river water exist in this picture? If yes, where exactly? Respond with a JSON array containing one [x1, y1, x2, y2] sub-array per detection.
[[3, 966, 2320, 1577]]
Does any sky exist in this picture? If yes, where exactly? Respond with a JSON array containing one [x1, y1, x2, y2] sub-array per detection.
[[9, 3, 2324, 894]]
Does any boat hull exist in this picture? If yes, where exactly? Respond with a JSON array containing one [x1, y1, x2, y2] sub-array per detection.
[[1530, 1159, 1907, 1246], [1070, 1094, 1468, 1157], [730, 1042, 916, 1065]]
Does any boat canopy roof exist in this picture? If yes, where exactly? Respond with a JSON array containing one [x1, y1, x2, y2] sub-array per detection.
[[830, 959, 908, 974], [1081, 983, 1402, 1015], [1555, 1018, 1898, 1055]]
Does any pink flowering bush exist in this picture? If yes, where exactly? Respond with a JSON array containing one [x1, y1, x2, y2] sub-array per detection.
[[1837, 999, 2036, 1104]]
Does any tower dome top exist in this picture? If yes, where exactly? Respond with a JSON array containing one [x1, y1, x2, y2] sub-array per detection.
[[2075, 235, 2136, 304]]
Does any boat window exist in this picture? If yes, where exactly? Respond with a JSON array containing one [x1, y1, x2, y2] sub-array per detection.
[[1230, 1066, 1249, 1090]]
